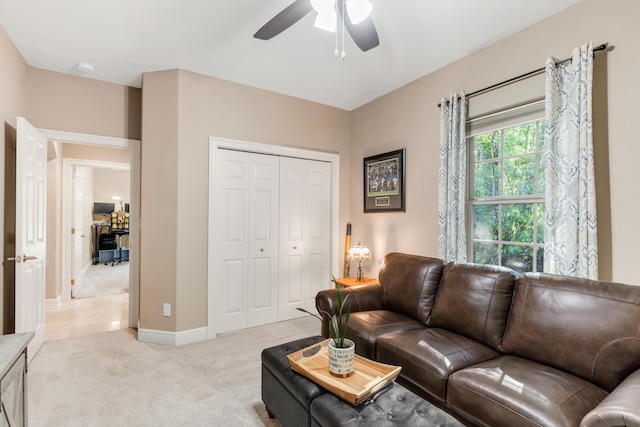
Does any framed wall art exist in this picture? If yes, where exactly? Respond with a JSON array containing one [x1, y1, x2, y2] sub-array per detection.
[[363, 148, 405, 213]]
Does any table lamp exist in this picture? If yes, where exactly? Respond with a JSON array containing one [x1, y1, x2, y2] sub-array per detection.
[[349, 241, 371, 282]]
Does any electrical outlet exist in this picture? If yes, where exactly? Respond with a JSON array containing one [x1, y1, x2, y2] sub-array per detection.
[[163, 303, 171, 317]]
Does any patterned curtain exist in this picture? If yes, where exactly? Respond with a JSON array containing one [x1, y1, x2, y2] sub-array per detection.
[[438, 93, 467, 262], [544, 42, 598, 279]]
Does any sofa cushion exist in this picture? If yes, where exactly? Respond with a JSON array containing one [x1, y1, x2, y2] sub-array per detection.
[[346, 310, 425, 360], [376, 328, 499, 402], [379, 253, 446, 325], [581, 368, 640, 427], [428, 263, 518, 350], [448, 355, 608, 427], [501, 273, 640, 392]]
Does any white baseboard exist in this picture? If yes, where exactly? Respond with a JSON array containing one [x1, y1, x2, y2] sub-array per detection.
[[138, 326, 208, 346], [46, 295, 63, 309]]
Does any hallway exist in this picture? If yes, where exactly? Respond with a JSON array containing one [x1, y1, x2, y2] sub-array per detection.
[[45, 291, 129, 342]]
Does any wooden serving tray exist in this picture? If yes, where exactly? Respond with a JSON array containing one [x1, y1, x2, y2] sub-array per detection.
[[287, 338, 402, 406]]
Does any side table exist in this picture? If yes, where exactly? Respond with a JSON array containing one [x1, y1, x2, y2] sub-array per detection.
[[334, 276, 379, 288]]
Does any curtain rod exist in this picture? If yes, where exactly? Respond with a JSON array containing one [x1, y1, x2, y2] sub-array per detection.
[[437, 43, 607, 108]]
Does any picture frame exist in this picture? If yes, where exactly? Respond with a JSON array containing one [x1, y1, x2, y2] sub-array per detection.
[[363, 148, 406, 213]]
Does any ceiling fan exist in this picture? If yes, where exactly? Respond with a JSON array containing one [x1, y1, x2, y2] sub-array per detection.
[[254, 0, 379, 52]]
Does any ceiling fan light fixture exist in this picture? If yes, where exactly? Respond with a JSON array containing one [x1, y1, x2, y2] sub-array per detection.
[[311, 0, 334, 13], [346, 0, 372, 25], [314, 9, 337, 32]]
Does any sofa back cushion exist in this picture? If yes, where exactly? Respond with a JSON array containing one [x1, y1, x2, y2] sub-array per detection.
[[502, 274, 640, 392], [378, 253, 445, 325], [428, 263, 518, 350]]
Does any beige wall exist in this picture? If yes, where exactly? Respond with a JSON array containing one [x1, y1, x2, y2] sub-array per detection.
[[0, 26, 27, 125], [27, 68, 141, 140], [141, 69, 352, 332], [140, 71, 180, 332], [351, 0, 640, 284], [63, 143, 131, 164], [93, 168, 130, 205]]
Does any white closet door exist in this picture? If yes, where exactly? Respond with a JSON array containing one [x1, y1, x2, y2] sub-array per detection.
[[279, 157, 331, 320], [247, 154, 280, 328], [213, 149, 279, 334]]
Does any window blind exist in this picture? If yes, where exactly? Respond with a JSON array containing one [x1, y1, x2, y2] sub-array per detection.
[[466, 99, 545, 137]]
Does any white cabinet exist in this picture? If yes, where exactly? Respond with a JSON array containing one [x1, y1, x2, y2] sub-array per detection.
[[0, 333, 31, 426]]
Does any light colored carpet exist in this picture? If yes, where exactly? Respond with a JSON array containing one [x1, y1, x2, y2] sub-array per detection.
[[75, 263, 129, 299], [28, 316, 318, 426]]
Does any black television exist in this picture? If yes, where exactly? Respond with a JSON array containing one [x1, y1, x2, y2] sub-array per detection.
[[93, 202, 115, 215]]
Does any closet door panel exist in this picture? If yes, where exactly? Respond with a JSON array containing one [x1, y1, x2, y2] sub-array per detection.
[[305, 161, 332, 303], [279, 157, 331, 319], [279, 157, 307, 319], [214, 150, 280, 333], [213, 150, 249, 333], [247, 154, 279, 328]]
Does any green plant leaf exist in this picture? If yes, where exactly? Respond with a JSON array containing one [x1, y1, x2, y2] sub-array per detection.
[[298, 276, 352, 348]]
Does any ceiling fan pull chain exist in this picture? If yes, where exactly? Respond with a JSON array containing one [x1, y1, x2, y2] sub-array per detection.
[[340, 0, 346, 60], [334, 4, 339, 59]]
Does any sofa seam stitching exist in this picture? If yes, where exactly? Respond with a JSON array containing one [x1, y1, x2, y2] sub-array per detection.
[[483, 276, 498, 347], [450, 380, 546, 427]]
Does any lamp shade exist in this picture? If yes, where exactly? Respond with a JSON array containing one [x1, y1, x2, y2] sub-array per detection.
[[349, 242, 371, 262]]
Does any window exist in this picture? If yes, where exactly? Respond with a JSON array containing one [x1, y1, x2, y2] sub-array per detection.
[[468, 119, 545, 273]]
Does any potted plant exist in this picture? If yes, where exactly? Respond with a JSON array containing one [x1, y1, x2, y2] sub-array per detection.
[[297, 278, 355, 377]]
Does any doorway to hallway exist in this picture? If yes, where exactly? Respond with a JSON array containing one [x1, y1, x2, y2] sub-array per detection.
[[42, 129, 141, 338]]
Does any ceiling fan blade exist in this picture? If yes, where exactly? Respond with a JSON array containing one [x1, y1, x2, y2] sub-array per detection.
[[337, 0, 379, 52], [254, 0, 314, 40]]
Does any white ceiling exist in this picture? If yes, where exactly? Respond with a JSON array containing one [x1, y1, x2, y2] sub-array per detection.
[[0, 0, 583, 111]]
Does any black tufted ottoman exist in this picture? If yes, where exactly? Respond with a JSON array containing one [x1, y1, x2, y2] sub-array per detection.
[[262, 336, 327, 427], [310, 382, 465, 427]]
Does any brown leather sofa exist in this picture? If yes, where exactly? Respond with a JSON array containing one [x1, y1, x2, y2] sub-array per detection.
[[316, 252, 640, 427]]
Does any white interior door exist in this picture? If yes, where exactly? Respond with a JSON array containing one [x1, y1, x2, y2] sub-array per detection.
[[279, 158, 331, 320], [15, 117, 47, 362], [70, 166, 84, 297], [213, 149, 279, 334]]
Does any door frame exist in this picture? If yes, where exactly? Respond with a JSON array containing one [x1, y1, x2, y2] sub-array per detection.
[[207, 137, 340, 339], [41, 129, 141, 329]]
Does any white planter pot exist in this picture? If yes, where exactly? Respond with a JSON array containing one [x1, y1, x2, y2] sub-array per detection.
[[328, 338, 355, 377]]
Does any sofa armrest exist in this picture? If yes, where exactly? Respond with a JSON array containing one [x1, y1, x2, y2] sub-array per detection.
[[315, 284, 383, 338], [581, 369, 640, 427]]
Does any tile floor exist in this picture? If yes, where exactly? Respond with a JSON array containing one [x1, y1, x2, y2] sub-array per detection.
[[45, 293, 129, 342]]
